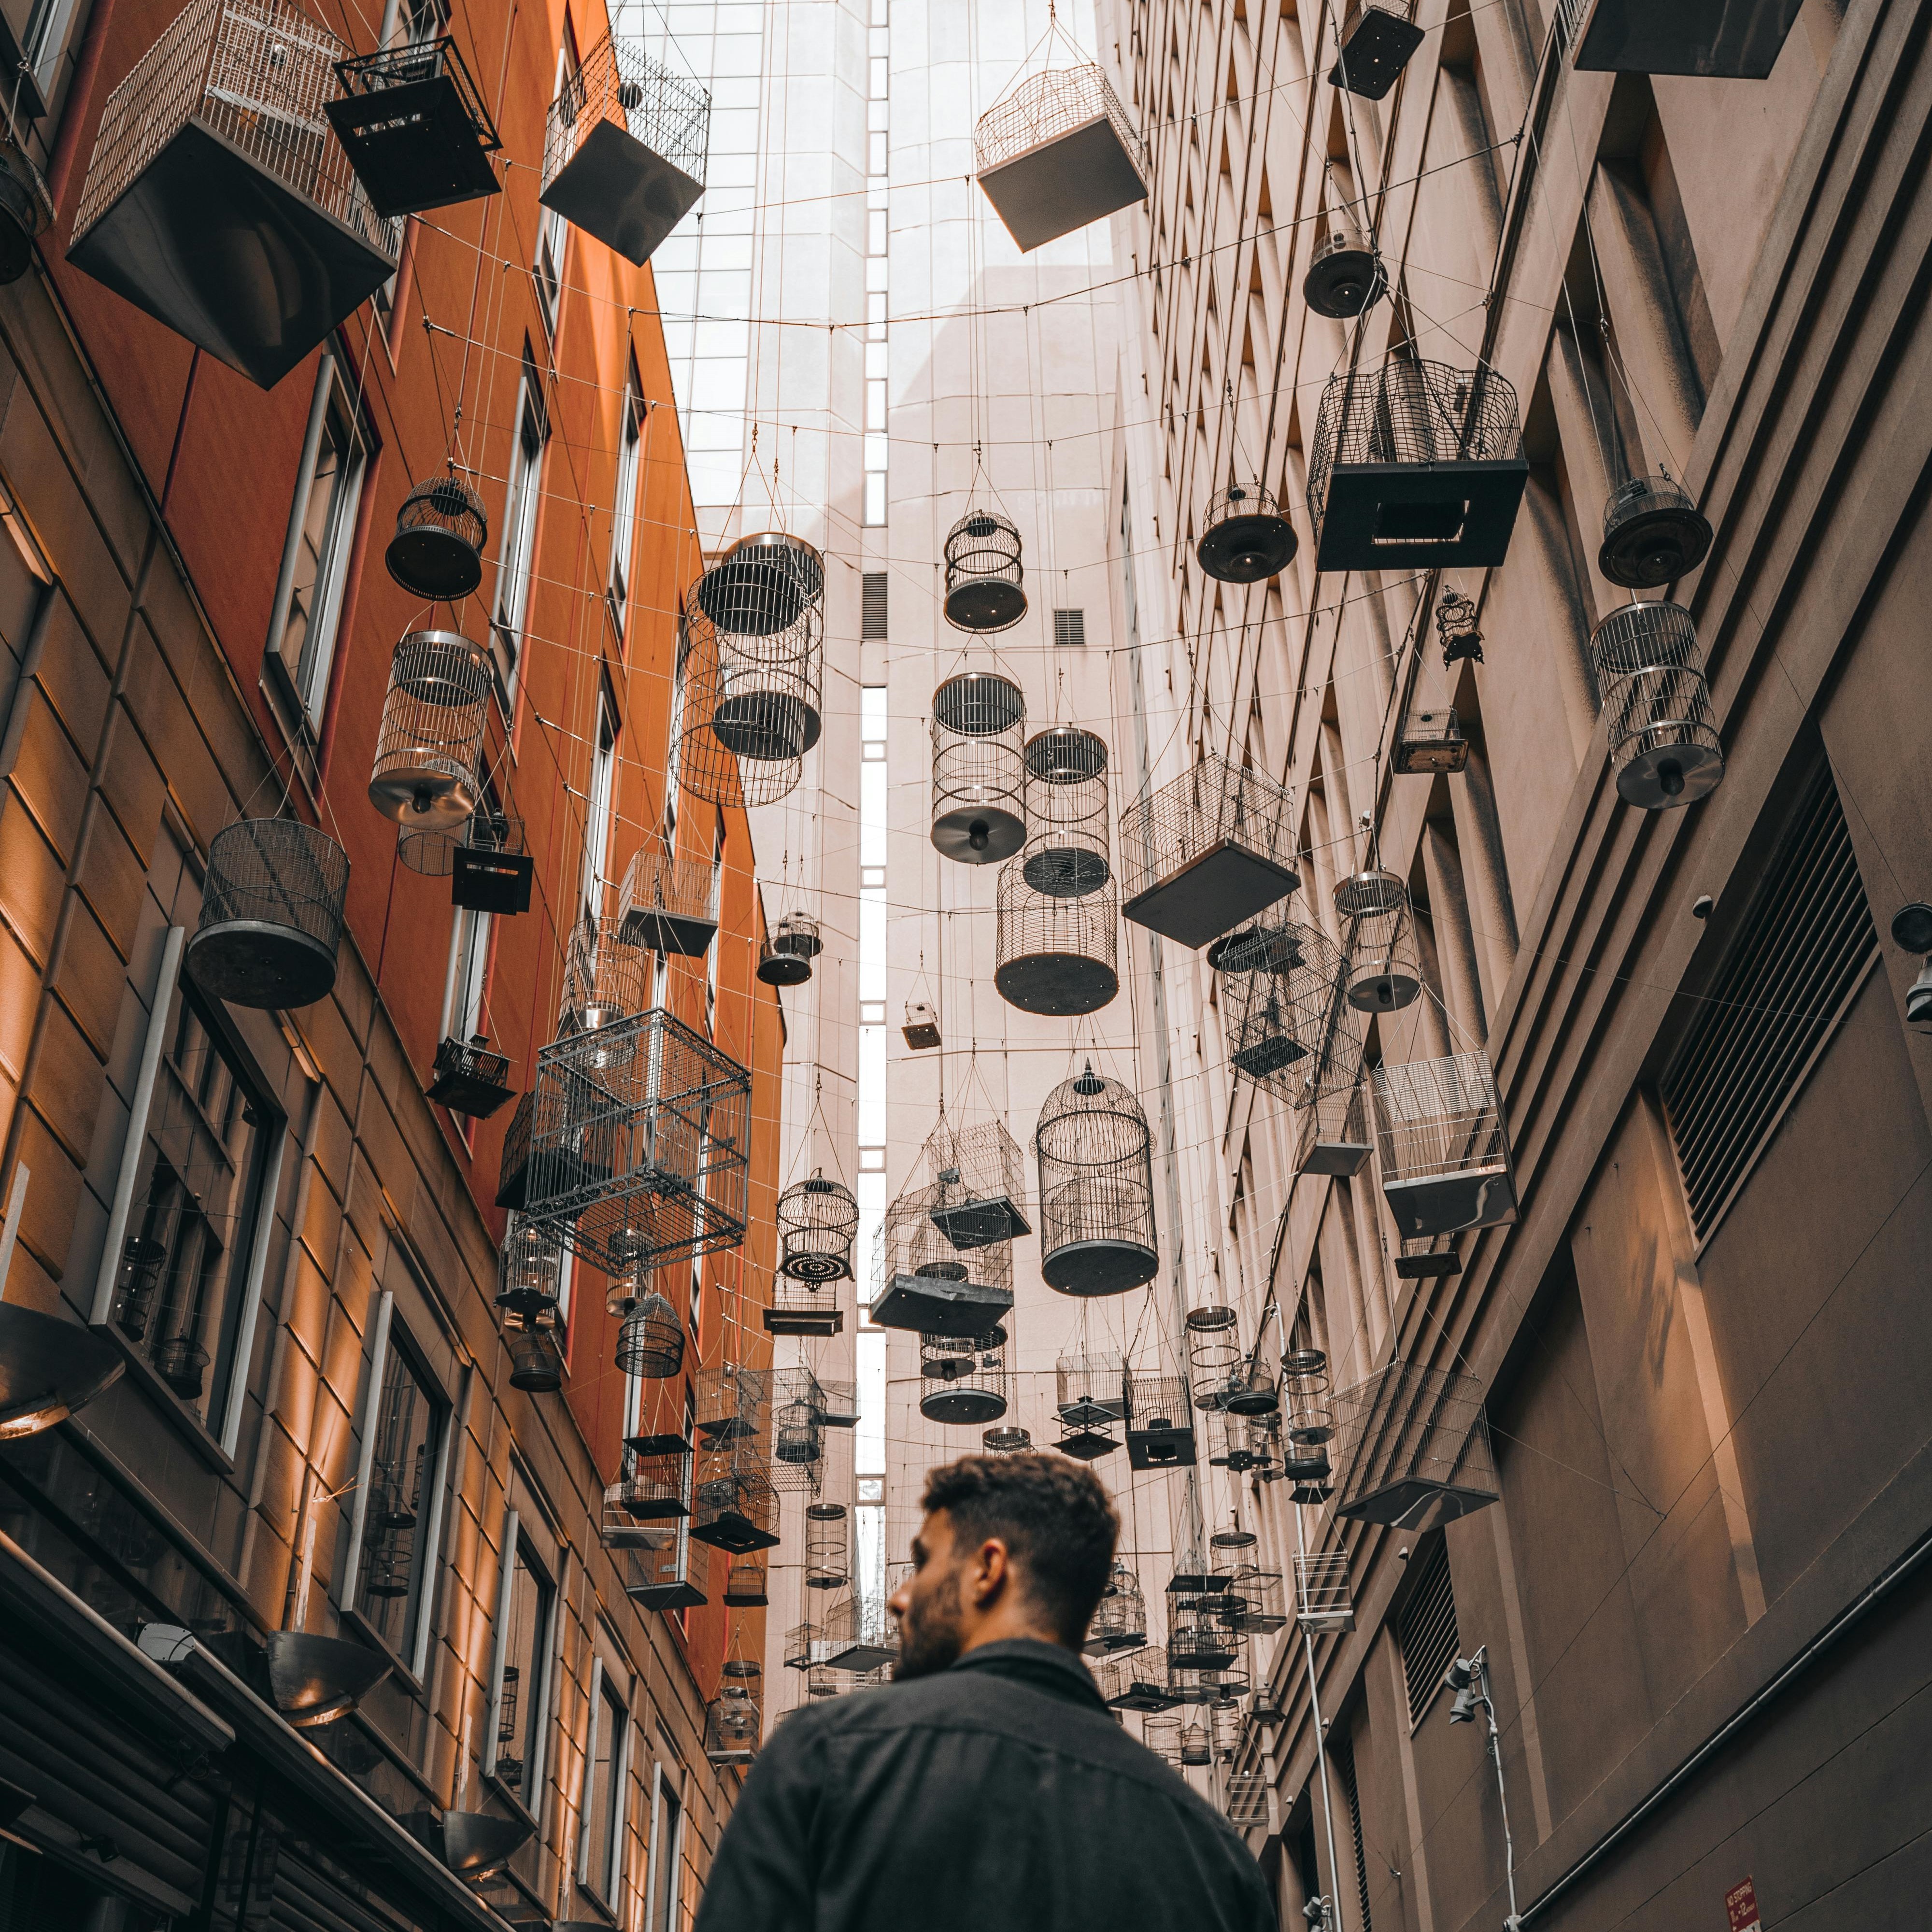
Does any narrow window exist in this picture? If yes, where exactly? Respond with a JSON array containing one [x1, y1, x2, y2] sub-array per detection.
[[583, 694, 618, 916], [610, 374, 644, 633], [495, 1534, 555, 1804], [1335, 1736, 1373, 1932], [355, 1327, 446, 1658], [582, 1668, 629, 1903], [1397, 1540, 1461, 1724], [494, 367, 548, 689], [650, 1776, 683, 1932], [273, 359, 367, 728]]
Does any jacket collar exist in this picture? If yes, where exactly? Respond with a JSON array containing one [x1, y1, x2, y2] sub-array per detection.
[[947, 1639, 1108, 1710]]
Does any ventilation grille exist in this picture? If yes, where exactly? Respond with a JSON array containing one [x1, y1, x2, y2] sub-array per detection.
[[862, 572, 888, 639], [1053, 607, 1086, 648], [1336, 1736, 1373, 1932], [1398, 1540, 1459, 1726], [1662, 763, 1877, 1237]]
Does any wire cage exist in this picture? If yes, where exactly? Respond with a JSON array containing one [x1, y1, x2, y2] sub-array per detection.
[[1327, 0, 1425, 95], [871, 1184, 1015, 1334], [1212, 919, 1354, 1094], [186, 819, 350, 1010], [1120, 751, 1299, 950], [1572, 0, 1804, 76], [778, 1171, 860, 1282], [1022, 726, 1111, 894], [1167, 1581, 1239, 1672], [1056, 1348, 1128, 1430], [523, 1008, 752, 1274], [923, 1115, 1032, 1248], [599, 1434, 693, 1545], [770, 1397, 826, 1491], [1303, 225, 1387, 318], [327, 35, 501, 218], [903, 1001, 942, 1050], [1179, 1720, 1212, 1767], [1293, 1550, 1355, 1632], [942, 510, 1027, 632], [672, 618, 804, 811], [1218, 1567, 1287, 1634], [1297, 1079, 1374, 1177], [540, 28, 709, 266], [617, 843, 719, 956], [1095, 1645, 1177, 1711], [820, 1588, 900, 1671], [1372, 1051, 1517, 1238], [398, 818, 469, 879], [1335, 867, 1423, 1013], [67, 0, 400, 388], [1082, 1559, 1147, 1656], [757, 912, 823, 987], [1393, 707, 1470, 775], [614, 1292, 685, 1378], [703, 1686, 761, 1765], [765, 1272, 846, 1337], [696, 1364, 768, 1445], [1196, 482, 1299, 583], [559, 915, 648, 1038], [507, 1328, 563, 1392], [931, 669, 1028, 864], [386, 475, 489, 601], [983, 1425, 1033, 1454], [1124, 1370, 1197, 1470], [1223, 1774, 1274, 1831], [1599, 475, 1715, 587], [0, 143, 51, 286], [495, 1214, 562, 1335], [804, 1503, 849, 1589], [1307, 358, 1529, 571], [1140, 1713, 1184, 1766], [1035, 1067, 1158, 1295], [691, 1442, 781, 1552], [1591, 601, 1725, 810], [723, 1559, 768, 1606], [1281, 1349, 1336, 1448], [919, 1323, 1011, 1425], [1332, 1358, 1500, 1529], [622, 1527, 706, 1610], [1185, 1306, 1244, 1412], [695, 531, 824, 633], [452, 815, 533, 920], [426, 1036, 513, 1118], [688, 540, 826, 764], [1205, 1403, 1281, 1477], [783, 1616, 827, 1671], [996, 852, 1120, 1016], [368, 631, 492, 828], [972, 64, 1148, 252]]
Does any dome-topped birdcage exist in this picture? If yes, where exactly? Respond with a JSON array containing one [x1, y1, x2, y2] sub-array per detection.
[[931, 669, 1028, 863], [688, 536, 826, 764], [614, 1292, 685, 1378], [1196, 483, 1298, 583], [368, 630, 492, 827], [386, 476, 488, 600], [1035, 1066, 1157, 1295], [758, 912, 823, 987], [1372, 1050, 1517, 1238], [973, 63, 1148, 252], [1335, 867, 1422, 1012], [943, 510, 1027, 631], [1591, 601, 1725, 810], [779, 1171, 860, 1282], [995, 857, 1119, 1016], [704, 1685, 761, 1765], [871, 1183, 1016, 1334], [919, 1322, 1012, 1425], [1210, 918, 1355, 1094], [1599, 475, 1714, 588], [496, 1213, 564, 1331], [1307, 357, 1528, 572], [1303, 227, 1387, 319], [186, 819, 350, 1010]]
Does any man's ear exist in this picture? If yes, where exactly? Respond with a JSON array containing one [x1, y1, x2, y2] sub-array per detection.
[[970, 1536, 1011, 1607]]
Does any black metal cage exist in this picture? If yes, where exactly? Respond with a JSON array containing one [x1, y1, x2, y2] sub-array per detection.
[[1591, 600, 1725, 810], [778, 1171, 860, 1281], [919, 1323, 1011, 1425], [1331, 1357, 1499, 1530], [942, 510, 1027, 631], [1035, 1066, 1157, 1295], [1021, 725, 1110, 895], [614, 1292, 686, 1378], [328, 36, 502, 217], [871, 1185, 1015, 1334], [386, 475, 489, 601], [1335, 866, 1422, 1014], [996, 854, 1119, 1016], [427, 1036, 513, 1119], [1123, 1370, 1197, 1469], [931, 669, 1028, 864], [1196, 483, 1298, 582], [186, 818, 351, 1010], [688, 537, 826, 765], [1212, 918, 1355, 1097], [922, 1115, 1032, 1248]]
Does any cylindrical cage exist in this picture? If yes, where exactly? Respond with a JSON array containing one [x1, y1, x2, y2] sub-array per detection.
[[758, 911, 823, 987], [1196, 483, 1298, 583], [561, 915, 648, 1036], [1035, 1066, 1157, 1295], [497, 1213, 564, 1328], [919, 1323, 1012, 1424], [1022, 725, 1110, 896], [1185, 1305, 1244, 1411], [805, 1502, 849, 1589], [368, 630, 491, 827], [931, 669, 1027, 863], [1598, 474, 1713, 589], [1212, 918, 1357, 1096], [942, 509, 1026, 632], [778, 1171, 860, 1282], [672, 619, 806, 810], [982, 1425, 1033, 1453], [386, 475, 488, 601], [995, 856, 1120, 1016], [614, 1293, 686, 1378], [772, 1398, 824, 1474], [1591, 600, 1724, 810], [185, 818, 350, 1010], [689, 536, 826, 763], [1087, 1560, 1147, 1653], [1280, 1349, 1335, 1446], [1334, 867, 1422, 1013], [704, 1687, 760, 1764]]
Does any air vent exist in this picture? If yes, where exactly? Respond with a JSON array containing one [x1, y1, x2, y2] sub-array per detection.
[[1398, 1539, 1459, 1726], [1335, 1735, 1374, 1931], [862, 572, 888, 639], [1053, 607, 1086, 648], [1662, 762, 1877, 1237]]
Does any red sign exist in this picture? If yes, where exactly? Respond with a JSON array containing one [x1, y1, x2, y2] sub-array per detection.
[[1726, 1878, 1761, 1932]]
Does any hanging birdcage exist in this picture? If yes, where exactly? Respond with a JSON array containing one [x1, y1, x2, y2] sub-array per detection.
[[821, 1589, 899, 1672], [765, 1273, 845, 1336], [1591, 601, 1725, 810], [695, 1364, 768, 1445], [783, 1617, 826, 1671], [1035, 1067, 1158, 1295], [155, 1334, 211, 1400], [1327, 0, 1425, 94], [1212, 919, 1352, 1094], [113, 1237, 166, 1341], [1123, 1370, 1196, 1470], [617, 843, 719, 956], [704, 1686, 760, 1765], [614, 1292, 685, 1378], [1206, 1403, 1279, 1476], [723, 1560, 767, 1606], [779, 1172, 860, 1282], [673, 617, 805, 811], [1120, 750, 1298, 950], [772, 1397, 826, 1487], [1082, 1560, 1147, 1656], [327, 35, 502, 217], [1293, 1550, 1355, 1632], [973, 64, 1148, 252], [1281, 1349, 1335, 1446], [923, 1115, 1031, 1248], [902, 1001, 942, 1049], [691, 1441, 781, 1552], [1178, 1720, 1212, 1767], [1332, 1358, 1499, 1529], [1436, 588, 1485, 667], [1372, 1051, 1517, 1238], [1167, 1579, 1239, 1672], [1095, 1645, 1175, 1711], [1224, 1774, 1273, 1831], [758, 913, 823, 987], [540, 28, 709, 265], [507, 1328, 563, 1393], [600, 1434, 692, 1546], [1056, 1348, 1128, 1431], [1335, 866, 1422, 1013], [1022, 726, 1110, 894], [386, 475, 489, 600], [368, 631, 492, 828], [696, 532, 824, 633], [560, 915, 648, 1039], [495, 1214, 563, 1332], [996, 852, 1119, 1015], [1307, 358, 1528, 570], [398, 819, 466, 878], [186, 819, 350, 1010], [942, 511, 1027, 631], [805, 1503, 849, 1589], [1572, 0, 1803, 76], [871, 1184, 1015, 1334], [1393, 708, 1470, 775], [1599, 475, 1714, 586], [1196, 483, 1299, 582], [1218, 1569, 1287, 1635], [1185, 1306, 1244, 1413], [622, 1527, 706, 1610], [67, 0, 400, 388], [0, 143, 50, 287], [426, 1036, 513, 1118], [686, 538, 826, 763], [454, 808, 534, 915], [919, 1324, 1011, 1425], [524, 1008, 751, 1274], [1297, 1079, 1373, 1176], [1141, 1714, 1184, 1766], [1303, 226, 1387, 318], [931, 669, 1028, 863]]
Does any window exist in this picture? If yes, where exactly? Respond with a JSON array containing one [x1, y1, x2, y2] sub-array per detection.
[[664, 620, 691, 833], [494, 367, 548, 689], [536, 46, 576, 328], [610, 376, 645, 633], [649, 1773, 683, 1932], [582, 1666, 629, 1904], [273, 357, 367, 727], [584, 695, 617, 915], [1335, 1734, 1373, 1932], [355, 1324, 446, 1658], [705, 816, 723, 1033], [446, 902, 492, 1043], [114, 988, 275, 1431], [494, 1527, 555, 1804], [1397, 1540, 1460, 1725]]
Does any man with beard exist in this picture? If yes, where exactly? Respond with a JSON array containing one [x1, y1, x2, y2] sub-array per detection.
[[692, 1452, 1276, 1932]]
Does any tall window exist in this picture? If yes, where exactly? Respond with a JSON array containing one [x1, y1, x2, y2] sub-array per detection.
[[495, 1532, 554, 1804], [537, 45, 576, 329], [583, 695, 617, 917], [355, 1327, 445, 1657], [446, 902, 491, 1039], [650, 1774, 683, 1932], [609, 377, 644, 634], [274, 359, 366, 728], [494, 368, 548, 690], [582, 1667, 629, 1905], [705, 815, 723, 1033]]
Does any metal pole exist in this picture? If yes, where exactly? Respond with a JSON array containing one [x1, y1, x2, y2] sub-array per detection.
[[1475, 1650, 1522, 1931], [1293, 1500, 1347, 1932]]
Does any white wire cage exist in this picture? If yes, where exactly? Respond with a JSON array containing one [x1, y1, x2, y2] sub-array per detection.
[[1211, 918, 1358, 1096], [1371, 1051, 1517, 1239], [973, 64, 1149, 252], [1293, 1550, 1355, 1632], [1591, 600, 1725, 810], [1335, 866, 1423, 1014], [617, 842, 720, 956], [922, 1115, 1032, 1248], [366, 631, 492, 829], [1331, 1358, 1500, 1530]]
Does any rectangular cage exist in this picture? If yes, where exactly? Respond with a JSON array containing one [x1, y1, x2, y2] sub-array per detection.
[[690, 1442, 780, 1553], [1332, 1358, 1500, 1530], [1094, 1645, 1176, 1712], [621, 1531, 705, 1610], [1293, 1550, 1355, 1632], [871, 1184, 1015, 1335], [722, 1559, 767, 1606], [1371, 1051, 1517, 1238], [1121, 752, 1299, 950], [452, 811, 534, 914], [618, 845, 720, 957], [1056, 1350, 1129, 1427], [1307, 359, 1529, 572], [426, 1036, 513, 1119], [1297, 1080, 1373, 1177], [820, 1590, 898, 1672], [540, 28, 709, 267], [1392, 707, 1470, 775], [695, 1364, 768, 1446], [326, 34, 502, 217], [973, 64, 1149, 253], [523, 1008, 751, 1274], [1220, 1568, 1287, 1634], [783, 1618, 832, 1671], [1570, 0, 1804, 74], [1223, 1774, 1275, 1832], [68, 0, 400, 389], [764, 1272, 845, 1336], [923, 1117, 1031, 1248], [1124, 1371, 1198, 1471], [1326, 0, 1425, 96], [494, 1091, 535, 1210]]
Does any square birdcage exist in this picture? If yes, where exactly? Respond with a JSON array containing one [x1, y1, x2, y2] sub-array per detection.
[[452, 810, 533, 915], [1332, 1359, 1500, 1530], [1082, 1561, 1147, 1657], [618, 844, 720, 956], [722, 1559, 767, 1606], [1223, 1774, 1275, 1832], [68, 0, 400, 389], [621, 1529, 705, 1610], [1392, 708, 1470, 775], [1297, 1080, 1373, 1177], [1095, 1645, 1177, 1712], [1121, 752, 1299, 950], [1570, 0, 1803, 74], [691, 1443, 780, 1553], [765, 1273, 845, 1336], [1327, 0, 1425, 96], [973, 64, 1148, 252], [326, 35, 501, 216], [784, 1618, 831, 1671], [1124, 1371, 1197, 1470], [523, 1008, 751, 1274], [695, 1364, 769, 1446], [1371, 1051, 1516, 1238], [540, 29, 709, 267], [1308, 358, 1529, 572], [1218, 1569, 1287, 1634], [820, 1590, 898, 1672], [923, 1116, 1031, 1248], [872, 1185, 1014, 1335], [1293, 1550, 1355, 1632], [426, 1036, 514, 1119], [1056, 1350, 1129, 1428]]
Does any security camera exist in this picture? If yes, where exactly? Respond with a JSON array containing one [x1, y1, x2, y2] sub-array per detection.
[[1691, 894, 1713, 920], [1891, 903, 1932, 954], [1908, 960, 1932, 1033]]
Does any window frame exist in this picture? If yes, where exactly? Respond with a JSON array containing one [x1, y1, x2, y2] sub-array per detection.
[[493, 367, 549, 693], [583, 690, 618, 918], [484, 1506, 559, 1817], [579, 1659, 631, 1907], [608, 374, 645, 636], [646, 1760, 684, 1932]]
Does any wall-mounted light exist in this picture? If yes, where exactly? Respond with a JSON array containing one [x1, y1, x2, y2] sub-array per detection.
[[1892, 905, 1932, 1032]]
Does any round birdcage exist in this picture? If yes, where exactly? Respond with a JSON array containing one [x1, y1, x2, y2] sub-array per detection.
[[995, 855, 1119, 1016], [919, 1325, 1011, 1424], [496, 1215, 564, 1328], [689, 544, 826, 765], [185, 818, 351, 1010], [1598, 475, 1713, 589], [368, 630, 492, 827], [942, 509, 1026, 632], [757, 912, 823, 987], [1035, 1065, 1158, 1294], [1591, 601, 1725, 810], [1088, 1561, 1147, 1653], [931, 669, 1027, 864], [1021, 726, 1110, 896], [1186, 1306, 1243, 1410], [1179, 1720, 1212, 1766], [773, 1399, 824, 1469], [386, 475, 488, 600], [615, 1293, 685, 1378], [1196, 483, 1299, 583], [982, 1425, 1033, 1453], [1211, 919, 1354, 1095], [778, 1171, 860, 1282], [398, 817, 468, 877], [805, 1503, 849, 1589], [561, 915, 647, 1036], [1335, 867, 1421, 1012], [673, 611, 807, 808], [1281, 1349, 1334, 1443], [693, 533, 824, 637], [1302, 230, 1386, 320], [0, 150, 48, 285], [507, 1328, 563, 1393]]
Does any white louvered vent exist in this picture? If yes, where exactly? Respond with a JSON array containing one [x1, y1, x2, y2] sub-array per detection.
[[1662, 762, 1877, 1238], [1398, 1538, 1459, 1726], [1053, 607, 1086, 648]]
